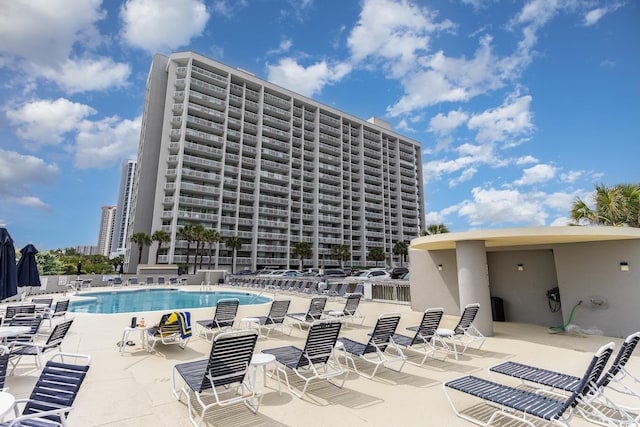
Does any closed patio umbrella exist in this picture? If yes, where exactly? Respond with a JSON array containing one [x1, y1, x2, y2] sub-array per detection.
[[17, 243, 41, 295], [0, 227, 18, 300]]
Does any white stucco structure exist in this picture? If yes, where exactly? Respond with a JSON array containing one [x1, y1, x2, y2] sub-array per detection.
[[409, 226, 640, 338]]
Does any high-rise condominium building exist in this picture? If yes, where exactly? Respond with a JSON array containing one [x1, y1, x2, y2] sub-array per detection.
[[110, 159, 136, 257], [127, 52, 424, 273], [97, 205, 117, 257]]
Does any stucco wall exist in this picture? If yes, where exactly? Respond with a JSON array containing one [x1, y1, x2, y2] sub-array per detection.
[[409, 248, 460, 315], [554, 240, 640, 338], [487, 250, 563, 327]]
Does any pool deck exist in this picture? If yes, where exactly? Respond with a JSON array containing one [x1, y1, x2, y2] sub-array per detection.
[[4, 285, 638, 426]]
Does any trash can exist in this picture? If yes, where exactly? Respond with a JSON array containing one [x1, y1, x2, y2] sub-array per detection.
[[491, 296, 505, 322]]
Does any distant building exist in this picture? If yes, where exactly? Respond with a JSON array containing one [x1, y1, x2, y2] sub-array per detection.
[[97, 205, 117, 256], [110, 159, 136, 257], [74, 245, 99, 256], [127, 51, 425, 273]]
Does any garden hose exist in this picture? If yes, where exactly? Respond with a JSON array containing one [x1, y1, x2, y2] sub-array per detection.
[[549, 300, 583, 332]]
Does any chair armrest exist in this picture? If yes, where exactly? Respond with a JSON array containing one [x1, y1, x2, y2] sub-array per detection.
[[7, 398, 72, 427]]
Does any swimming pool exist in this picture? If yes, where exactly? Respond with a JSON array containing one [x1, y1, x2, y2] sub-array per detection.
[[69, 289, 271, 314]]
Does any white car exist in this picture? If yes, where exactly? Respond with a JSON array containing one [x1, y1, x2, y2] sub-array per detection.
[[350, 269, 391, 281]]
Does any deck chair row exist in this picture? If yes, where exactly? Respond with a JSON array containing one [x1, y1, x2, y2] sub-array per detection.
[[445, 330, 640, 427]]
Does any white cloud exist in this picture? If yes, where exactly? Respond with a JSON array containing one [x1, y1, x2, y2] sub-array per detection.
[[267, 57, 352, 97], [74, 115, 142, 169], [40, 58, 130, 94], [120, 0, 210, 52], [467, 93, 534, 144], [0, 0, 132, 94], [212, 0, 248, 18], [452, 187, 550, 226], [429, 110, 469, 136], [583, 4, 623, 27], [268, 39, 293, 55], [0, 0, 104, 67], [513, 163, 557, 186], [515, 155, 538, 165], [6, 98, 96, 147], [560, 170, 582, 183], [0, 149, 59, 212], [348, 0, 454, 77], [387, 35, 526, 116]]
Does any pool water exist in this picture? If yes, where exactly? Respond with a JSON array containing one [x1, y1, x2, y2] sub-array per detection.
[[69, 288, 271, 314]]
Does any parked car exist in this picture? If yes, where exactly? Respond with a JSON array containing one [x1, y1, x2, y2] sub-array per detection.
[[277, 270, 304, 277], [235, 269, 254, 275], [350, 269, 391, 280], [389, 267, 409, 279], [322, 268, 347, 278]]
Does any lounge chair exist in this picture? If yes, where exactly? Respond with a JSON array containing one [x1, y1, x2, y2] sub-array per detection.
[[321, 282, 339, 297], [255, 300, 291, 337], [31, 297, 53, 309], [172, 330, 260, 426], [196, 298, 239, 342], [392, 307, 445, 366], [146, 311, 192, 351], [262, 320, 345, 398], [157, 277, 165, 286], [0, 353, 91, 427], [346, 283, 364, 297], [146, 276, 154, 286], [335, 313, 405, 379], [444, 342, 615, 427], [8, 318, 75, 374], [3, 304, 35, 325], [127, 277, 139, 286], [0, 345, 10, 392], [489, 331, 640, 426], [286, 297, 327, 330], [324, 294, 365, 326], [6, 314, 43, 346], [112, 277, 123, 287], [419, 303, 484, 360], [42, 299, 70, 328]]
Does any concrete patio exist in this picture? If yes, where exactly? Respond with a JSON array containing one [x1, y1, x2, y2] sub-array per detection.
[[3, 286, 638, 427]]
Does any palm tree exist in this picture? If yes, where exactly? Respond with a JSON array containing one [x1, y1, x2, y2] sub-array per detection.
[[426, 223, 450, 235], [292, 242, 312, 270], [191, 224, 205, 270], [331, 244, 350, 269], [130, 232, 151, 265], [203, 228, 221, 270], [392, 241, 409, 267], [151, 230, 171, 264], [225, 236, 243, 274], [571, 183, 640, 227], [178, 225, 195, 272], [368, 247, 386, 268]]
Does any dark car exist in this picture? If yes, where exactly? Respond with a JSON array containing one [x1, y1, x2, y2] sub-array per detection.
[[389, 267, 409, 279], [322, 268, 347, 277]]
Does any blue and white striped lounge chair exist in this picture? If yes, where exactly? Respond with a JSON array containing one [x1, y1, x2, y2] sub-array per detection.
[[0, 353, 91, 427], [196, 299, 239, 342], [9, 318, 75, 374], [490, 331, 640, 426], [255, 300, 291, 337], [324, 294, 365, 326], [146, 311, 192, 350], [392, 307, 445, 366], [286, 297, 327, 330], [335, 313, 405, 379], [172, 330, 260, 427], [0, 346, 10, 392], [262, 320, 345, 399], [419, 303, 484, 360], [444, 342, 615, 427]]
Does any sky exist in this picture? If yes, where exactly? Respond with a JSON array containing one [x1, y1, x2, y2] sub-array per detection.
[[1, 0, 639, 251]]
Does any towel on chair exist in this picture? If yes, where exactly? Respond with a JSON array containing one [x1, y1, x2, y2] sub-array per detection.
[[148, 311, 192, 339], [167, 311, 192, 339]]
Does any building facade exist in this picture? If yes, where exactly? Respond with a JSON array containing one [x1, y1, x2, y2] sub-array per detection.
[[97, 205, 117, 257], [110, 159, 136, 257], [127, 52, 425, 273]]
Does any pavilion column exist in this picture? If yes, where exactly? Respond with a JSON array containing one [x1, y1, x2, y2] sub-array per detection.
[[455, 240, 494, 336]]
